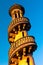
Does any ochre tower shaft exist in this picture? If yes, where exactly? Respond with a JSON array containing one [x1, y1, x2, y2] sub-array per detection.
[[8, 4, 37, 65]]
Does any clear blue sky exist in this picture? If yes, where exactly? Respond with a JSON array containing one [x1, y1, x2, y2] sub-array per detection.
[[0, 0, 43, 65]]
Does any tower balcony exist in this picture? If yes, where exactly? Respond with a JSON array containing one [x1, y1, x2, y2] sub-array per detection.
[[8, 17, 31, 33], [9, 36, 37, 59]]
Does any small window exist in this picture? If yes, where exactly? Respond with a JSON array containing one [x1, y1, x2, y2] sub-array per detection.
[[14, 11, 17, 18], [15, 13, 17, 18], [27, 58, 29, 65], [22, 32, 24, 37], [18, 11, 20, 18]]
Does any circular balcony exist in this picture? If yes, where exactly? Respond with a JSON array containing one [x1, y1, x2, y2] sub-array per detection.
[[8, 17, 31, 33], [9, 36, 37, 59]]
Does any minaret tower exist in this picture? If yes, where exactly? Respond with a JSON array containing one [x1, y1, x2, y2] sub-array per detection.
[[8, 4, 37, 65]]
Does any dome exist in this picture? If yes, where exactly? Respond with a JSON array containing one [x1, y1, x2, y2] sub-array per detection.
[[9, 4, 25, 16]]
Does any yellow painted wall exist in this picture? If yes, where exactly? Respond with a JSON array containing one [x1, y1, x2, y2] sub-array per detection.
[[14, 31, 28, 42], [14, 31, 23, 41]]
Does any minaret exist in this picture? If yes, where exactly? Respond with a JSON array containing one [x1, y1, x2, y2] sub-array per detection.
[[8, 4, 37, 65]]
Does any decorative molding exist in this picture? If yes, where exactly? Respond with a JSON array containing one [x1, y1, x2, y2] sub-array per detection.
[[8, 17, 30, 33], [9, 36, 36, 58]]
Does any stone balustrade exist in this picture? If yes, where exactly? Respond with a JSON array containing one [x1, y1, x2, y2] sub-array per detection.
[[9, 36, 35, 58], [8, 17, 29, 33]]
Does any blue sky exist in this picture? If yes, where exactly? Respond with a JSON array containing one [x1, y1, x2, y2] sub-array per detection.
[[0, 0, 43, 65]]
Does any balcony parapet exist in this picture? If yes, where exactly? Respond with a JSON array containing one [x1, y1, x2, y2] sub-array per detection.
[[8, 17, 31, 33], [9, 36, 37, 58]]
